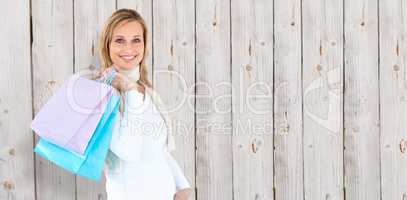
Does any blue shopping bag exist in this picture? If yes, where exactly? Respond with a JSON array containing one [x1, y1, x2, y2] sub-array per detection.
[[34, 93, 121, 181]]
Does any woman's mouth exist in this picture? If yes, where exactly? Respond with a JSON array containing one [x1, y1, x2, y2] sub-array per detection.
[[120, 55, 137, 62]]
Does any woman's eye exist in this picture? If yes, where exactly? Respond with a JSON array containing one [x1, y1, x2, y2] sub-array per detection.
[[115, 39, 124, 44], [133, 38, 141, 43]]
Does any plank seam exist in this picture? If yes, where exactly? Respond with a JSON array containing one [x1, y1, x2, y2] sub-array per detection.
[[229, 0, 235, 200], [29, 0, 38, 199], [342, 0, 346, 198], [300, 0, 305, 199], [72, 0, 77, 198], [194, 0, 198, 200], [272, 0, 276, 198], [151, 0, 154, 85], [376, 0, 383, 199]]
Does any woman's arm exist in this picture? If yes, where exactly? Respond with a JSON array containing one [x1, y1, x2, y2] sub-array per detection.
[[163, 148, 191, 190], [164, 148, 193, 200]]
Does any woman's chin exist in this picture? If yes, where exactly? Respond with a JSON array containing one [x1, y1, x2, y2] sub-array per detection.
[[114, 61, 139, 70]]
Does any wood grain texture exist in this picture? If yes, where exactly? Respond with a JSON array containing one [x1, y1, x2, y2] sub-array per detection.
[[32, 0, 76, 199], [73, 0, 116, 199], [3, 0, 407, 199], [302, 0, 344, 199], [273, 0, 303, 199], [231, 0, 274, 199], [379, 0, 407, 199], [344, 0, 380, 199], [195, 0, 233, 199], [152, 0, 196, 199], [0, 0, 35, 199]]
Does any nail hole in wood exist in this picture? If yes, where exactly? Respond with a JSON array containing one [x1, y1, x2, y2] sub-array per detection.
[[8, 148, 15, 156], [255, 193, 260, 200], [400, 139, 406, 153], [48, 80, 56, 85], [2, 180, 14, 190], [246, 65, 253, 71], [251, 142, 257, 153], [168, 65, 174, 71], [170, 42, 174, 56], [394, 65, 400, 71], [89, 64, 96, 71], [316, 64, 322, 71]]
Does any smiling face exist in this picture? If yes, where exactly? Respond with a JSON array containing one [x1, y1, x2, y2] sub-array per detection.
[[109, 20, 145, 71]]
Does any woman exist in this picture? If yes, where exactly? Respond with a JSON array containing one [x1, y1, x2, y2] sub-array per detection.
[[96, 8, 192, 200]]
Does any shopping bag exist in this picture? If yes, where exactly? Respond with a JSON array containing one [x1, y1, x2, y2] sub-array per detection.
[[34, 93, 121, 181], [31, 75, 113, 155]]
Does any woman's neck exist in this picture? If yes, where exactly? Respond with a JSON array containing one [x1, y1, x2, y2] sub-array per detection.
[[115, 64, 140, 82]]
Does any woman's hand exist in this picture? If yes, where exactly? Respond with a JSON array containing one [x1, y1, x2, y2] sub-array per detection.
[[95, 67, 137, 92], [173, 187, 192, 200], [111, 73, 138, 92], [96, 67, 145, 113]]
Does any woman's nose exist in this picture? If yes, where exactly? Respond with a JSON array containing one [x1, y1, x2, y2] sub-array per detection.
[[123, 42, 131, 49], [122, 47, 134, 52], [122, 43, 134, 51]]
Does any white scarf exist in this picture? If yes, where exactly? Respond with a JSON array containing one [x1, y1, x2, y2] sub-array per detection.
[[116, 64, 140, 82]]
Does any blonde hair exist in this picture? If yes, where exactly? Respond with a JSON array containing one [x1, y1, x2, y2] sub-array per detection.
[[99, 8, 152, 87]]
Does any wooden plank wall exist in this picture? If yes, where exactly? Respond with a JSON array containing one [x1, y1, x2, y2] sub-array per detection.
[[303, 0, 343, 199], [344, 0, 381, 199], [32, 1, 76, 199], [379, 0, 407, 199], [231, 0, 274, 200], [0, 0, 406, 200], [0, 1, 34, 200]]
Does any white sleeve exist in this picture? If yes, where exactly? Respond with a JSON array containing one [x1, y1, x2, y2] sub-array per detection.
[[164, 148, 191, 190]]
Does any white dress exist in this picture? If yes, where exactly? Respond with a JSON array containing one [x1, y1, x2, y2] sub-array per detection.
[[104, 72, 190, 199]]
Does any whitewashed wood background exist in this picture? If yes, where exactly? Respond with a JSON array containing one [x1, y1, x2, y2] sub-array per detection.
[[0, 0, 406, 199]]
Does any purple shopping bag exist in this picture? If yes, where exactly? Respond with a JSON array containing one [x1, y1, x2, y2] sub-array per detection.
[[31, 75, 113, 155]]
